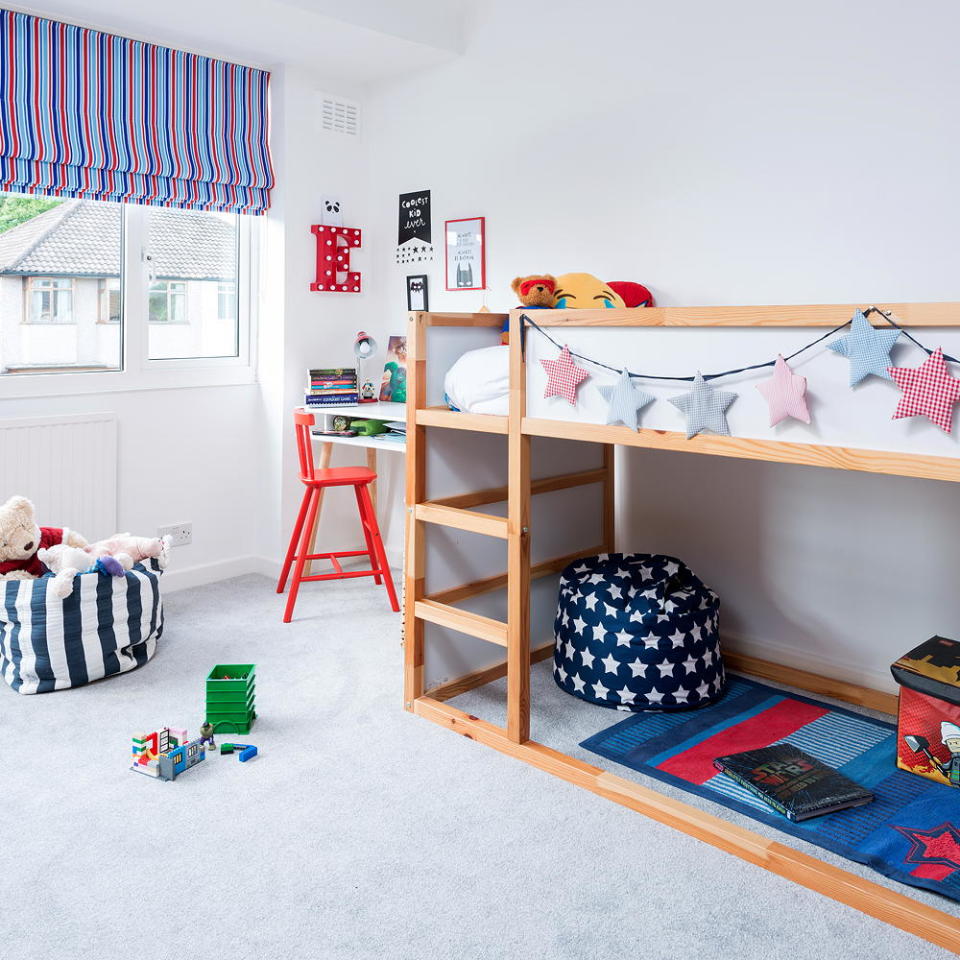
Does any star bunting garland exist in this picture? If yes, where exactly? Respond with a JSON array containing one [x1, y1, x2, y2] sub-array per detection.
[[888, 347, 960, 434], [669, 372, 737, 438], [827, 308, 901, 386], [598, 368, 654, 429], [541, 345, 589, 405], [527, 308, 958, 440], [756, 354, 810, 426]]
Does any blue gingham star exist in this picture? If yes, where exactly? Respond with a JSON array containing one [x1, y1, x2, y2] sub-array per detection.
[[597, 368, 655, 430], [669, 372, 736, 438], [828, 309, 901, 386]]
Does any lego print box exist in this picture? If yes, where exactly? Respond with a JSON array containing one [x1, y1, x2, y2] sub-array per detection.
[[892, 636, 960, 787]]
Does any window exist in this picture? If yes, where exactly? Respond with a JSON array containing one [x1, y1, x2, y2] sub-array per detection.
[[26, 278, 74, 323], [0, 191, 253, 388], [148, 281, 188, 324], [98, 279, 120, 324], [145, 206, 240, 361], [218, 282, 236, 322]]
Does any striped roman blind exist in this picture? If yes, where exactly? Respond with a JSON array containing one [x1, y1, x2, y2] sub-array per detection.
[[0, 9, 274, 214]]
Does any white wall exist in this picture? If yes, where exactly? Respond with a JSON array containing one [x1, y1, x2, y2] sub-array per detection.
[[364, 0, 960, 690]]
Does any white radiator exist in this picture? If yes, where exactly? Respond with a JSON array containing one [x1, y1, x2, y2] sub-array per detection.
[[0, 413, 118, 538]]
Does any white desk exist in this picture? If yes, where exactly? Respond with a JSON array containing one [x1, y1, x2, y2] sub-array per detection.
[[298, 402, 407, 572]]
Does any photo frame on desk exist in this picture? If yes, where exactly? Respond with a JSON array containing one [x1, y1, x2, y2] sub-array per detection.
[[406, 274, 429, 311], [445, 217, 485, 291]]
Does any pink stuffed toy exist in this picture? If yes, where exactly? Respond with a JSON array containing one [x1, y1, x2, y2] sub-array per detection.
[[89, 533, 171, 571]]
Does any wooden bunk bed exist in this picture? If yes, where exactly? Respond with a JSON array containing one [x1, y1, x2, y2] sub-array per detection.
[[403, 304, 960, 953]]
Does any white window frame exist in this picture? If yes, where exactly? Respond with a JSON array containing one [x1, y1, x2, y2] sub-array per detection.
[[0, 205, 258, 397]]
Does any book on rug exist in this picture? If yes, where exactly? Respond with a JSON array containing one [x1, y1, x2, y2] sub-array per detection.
[[713, 744, 874, 822]]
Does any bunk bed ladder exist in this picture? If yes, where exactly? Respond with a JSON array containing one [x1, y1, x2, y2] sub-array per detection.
[[403, 310, 614, 745]]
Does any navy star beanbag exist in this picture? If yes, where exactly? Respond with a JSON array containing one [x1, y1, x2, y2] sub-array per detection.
[[553, 553, 725, 712]]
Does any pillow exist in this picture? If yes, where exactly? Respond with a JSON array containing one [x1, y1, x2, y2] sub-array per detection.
[[443, 344, 510, 416]]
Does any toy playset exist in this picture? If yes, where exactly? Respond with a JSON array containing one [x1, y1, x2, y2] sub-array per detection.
[[205, 664, 257, 734], [130, 664, 260, 782], [892, 635, 960, 786], [130, 726, 206, 781]]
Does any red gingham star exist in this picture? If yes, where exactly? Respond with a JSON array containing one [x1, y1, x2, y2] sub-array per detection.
[[888, 347, 960, 434], [541, 346, 589, 405]]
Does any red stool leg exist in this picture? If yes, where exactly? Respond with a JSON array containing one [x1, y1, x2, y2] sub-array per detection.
[[358, 483, 399, 612], [353, 485, 382, 584], [283, 486, 320, 623], [277, 486, 312, 594]]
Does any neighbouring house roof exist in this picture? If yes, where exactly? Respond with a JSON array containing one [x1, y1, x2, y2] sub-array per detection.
[[0, 200, 236, 281]]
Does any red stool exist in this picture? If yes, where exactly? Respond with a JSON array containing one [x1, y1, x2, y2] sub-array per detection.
[[277, 411, 399, 622]]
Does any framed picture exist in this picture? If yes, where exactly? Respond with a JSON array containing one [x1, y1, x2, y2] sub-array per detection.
[[379, 335, 407, 403], [406, 274, 429, 311], [445, 217, 486, 291]]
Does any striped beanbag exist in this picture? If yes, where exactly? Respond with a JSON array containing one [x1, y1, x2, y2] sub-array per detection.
[[0, 559, 163, 695]]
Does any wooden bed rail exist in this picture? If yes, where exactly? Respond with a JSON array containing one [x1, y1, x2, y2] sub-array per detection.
[[520, 302, 960, 327]]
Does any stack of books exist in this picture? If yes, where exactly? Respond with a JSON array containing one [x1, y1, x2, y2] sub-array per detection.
[[305, 368, 358, 406]]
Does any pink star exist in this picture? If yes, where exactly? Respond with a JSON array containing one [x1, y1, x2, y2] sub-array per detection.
[[541, 346, 589, 405], [888, 347, 960, 434], [756, 355, 810, 426]]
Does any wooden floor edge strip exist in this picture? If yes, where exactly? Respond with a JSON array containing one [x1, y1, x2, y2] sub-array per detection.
[[412, 696, 960, 953], [723, 649, 899, 714]]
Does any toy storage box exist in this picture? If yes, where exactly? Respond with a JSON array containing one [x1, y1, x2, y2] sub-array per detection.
[[891, 636, 960, 786], [206, 664, 257, 734]]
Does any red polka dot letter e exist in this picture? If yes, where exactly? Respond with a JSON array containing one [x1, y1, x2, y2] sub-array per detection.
[[310, 225, 362, 293]]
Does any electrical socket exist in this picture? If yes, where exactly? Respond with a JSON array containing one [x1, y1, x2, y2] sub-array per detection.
[[158, 522, 192, 547]]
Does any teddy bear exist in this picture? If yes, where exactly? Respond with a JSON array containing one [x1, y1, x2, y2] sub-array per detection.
[[0, 495, 87, 582], [37, 543, 127, 599], [511, 275, 557, 308]]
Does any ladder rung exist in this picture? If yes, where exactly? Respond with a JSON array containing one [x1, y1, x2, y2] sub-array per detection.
[[415, 407, 509, 435], [415, 503, 508, 539], [413, 599, 508, 646]]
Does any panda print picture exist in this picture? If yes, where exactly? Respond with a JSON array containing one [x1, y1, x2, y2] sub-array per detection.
[[406, 274, 429, 311], [321, 196, 343, 226]]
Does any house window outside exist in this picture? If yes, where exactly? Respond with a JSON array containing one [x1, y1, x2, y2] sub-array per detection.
[[99, 279, 121, 324], [217, 282, 236, 322], [27, 278, 74, 324], [148, 281, 188, 324]]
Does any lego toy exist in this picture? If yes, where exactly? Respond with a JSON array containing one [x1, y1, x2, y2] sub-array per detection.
[[130, 726, 206, 781], [198, 721, 217, 751], [206, 664, 257, 734], [220, 742, 258, 762]]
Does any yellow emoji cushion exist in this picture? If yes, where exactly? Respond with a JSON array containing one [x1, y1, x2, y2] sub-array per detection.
[[552, 273, 625, 309]]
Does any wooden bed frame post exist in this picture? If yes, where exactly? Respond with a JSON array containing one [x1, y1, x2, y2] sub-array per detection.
[[507, 315, 532, 743], [403, 311, 427, 709]]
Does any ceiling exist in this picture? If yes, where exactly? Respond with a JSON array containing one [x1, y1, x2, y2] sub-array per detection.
[[8, 0, 465, 86]]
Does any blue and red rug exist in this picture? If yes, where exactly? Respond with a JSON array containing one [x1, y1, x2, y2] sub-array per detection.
[[581, 675, 960, 902]]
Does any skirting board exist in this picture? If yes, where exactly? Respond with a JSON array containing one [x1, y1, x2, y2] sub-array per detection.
[[161, 556, 271, 593], [721, 630, 900, 698]]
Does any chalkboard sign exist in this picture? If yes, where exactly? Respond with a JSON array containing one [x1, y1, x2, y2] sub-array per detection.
[[396, 189, 434, 264]]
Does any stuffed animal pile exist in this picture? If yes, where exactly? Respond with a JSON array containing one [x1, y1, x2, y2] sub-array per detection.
[[511, 272, 655, 309], [0, 495, 171, 599]]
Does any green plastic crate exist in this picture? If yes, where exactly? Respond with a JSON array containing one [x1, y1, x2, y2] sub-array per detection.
[[206, 664, 256, 734]]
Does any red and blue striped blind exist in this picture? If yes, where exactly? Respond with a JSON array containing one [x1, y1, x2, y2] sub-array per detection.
[[0, 9, 274, 214]]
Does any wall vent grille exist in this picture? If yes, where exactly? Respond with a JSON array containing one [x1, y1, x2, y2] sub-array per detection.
[[319, 96, 360, 136]]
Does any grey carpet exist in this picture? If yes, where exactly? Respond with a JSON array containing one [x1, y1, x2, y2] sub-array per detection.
[[0, 573, 953, 960]]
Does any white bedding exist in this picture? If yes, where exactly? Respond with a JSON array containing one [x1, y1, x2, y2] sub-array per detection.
[[443, 344, 510, 416]]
